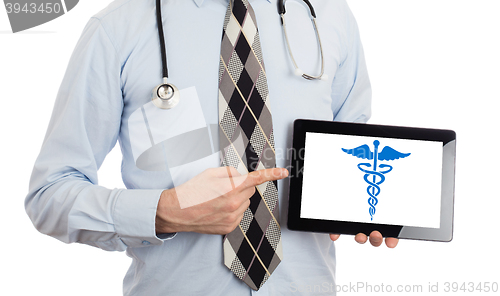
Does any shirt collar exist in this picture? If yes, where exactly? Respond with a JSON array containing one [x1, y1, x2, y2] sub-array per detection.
[[193, 0, 271, 8]]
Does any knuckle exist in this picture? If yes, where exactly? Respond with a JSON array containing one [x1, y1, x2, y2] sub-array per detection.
[[228, 212, 239, 224], [224, 199, 240, 212], [221, 216, 239, 233]]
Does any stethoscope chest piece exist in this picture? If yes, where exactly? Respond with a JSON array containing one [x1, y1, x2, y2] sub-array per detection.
[[152, 80, 180, 109], [153, 0, 180, 110]]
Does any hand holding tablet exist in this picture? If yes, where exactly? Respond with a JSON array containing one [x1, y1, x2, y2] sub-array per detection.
[[288, 120, 456, 242], [330, 231, 400, 248]]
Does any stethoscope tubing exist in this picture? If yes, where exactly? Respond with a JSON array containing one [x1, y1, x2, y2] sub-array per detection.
[[152, 0, 180, 109], [279, 0, 325, 80], [281, 13, 325, 80], [156, 0, 169, 79], [152, 0, 326, 110]]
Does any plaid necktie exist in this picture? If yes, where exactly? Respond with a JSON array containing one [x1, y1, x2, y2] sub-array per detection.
[[218, 0, 282, 291]]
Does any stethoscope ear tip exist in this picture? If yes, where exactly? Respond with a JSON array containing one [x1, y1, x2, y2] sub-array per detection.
[[321, 74, 329, 81]]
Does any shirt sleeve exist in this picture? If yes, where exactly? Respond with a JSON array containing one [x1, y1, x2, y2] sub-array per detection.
[[25, 17, 173, 251], [331, 2, 372, 123]]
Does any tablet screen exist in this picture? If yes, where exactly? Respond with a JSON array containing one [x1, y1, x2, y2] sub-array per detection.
[[288, 120, 456, 241], [300, 133, 444, 228]]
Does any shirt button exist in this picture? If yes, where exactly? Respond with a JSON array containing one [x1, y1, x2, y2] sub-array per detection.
[[142, 240, 151, 245]]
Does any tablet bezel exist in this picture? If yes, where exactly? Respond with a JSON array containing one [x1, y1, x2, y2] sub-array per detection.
[[287, 119, 456, 242]]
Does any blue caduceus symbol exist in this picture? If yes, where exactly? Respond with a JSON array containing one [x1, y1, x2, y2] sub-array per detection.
[[342, 140, 410, 221]]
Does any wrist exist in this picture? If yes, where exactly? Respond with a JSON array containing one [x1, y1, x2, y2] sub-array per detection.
[[155, 188, 181, 234]]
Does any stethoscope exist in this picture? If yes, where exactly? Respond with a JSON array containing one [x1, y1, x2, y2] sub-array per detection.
[[151, 0, 180, 109], [152, 0, 325, 110], [278, 0, 326, 81]]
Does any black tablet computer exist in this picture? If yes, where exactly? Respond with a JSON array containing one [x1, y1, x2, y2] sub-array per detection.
[[288, 119, 456, 242]]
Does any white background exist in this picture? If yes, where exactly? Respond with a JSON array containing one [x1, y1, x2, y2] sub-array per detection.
[[1, 1, 499, 295], [301, 133, 443, 229]]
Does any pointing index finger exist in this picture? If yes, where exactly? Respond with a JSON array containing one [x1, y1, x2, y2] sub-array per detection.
[[235, 168, 289, 189]]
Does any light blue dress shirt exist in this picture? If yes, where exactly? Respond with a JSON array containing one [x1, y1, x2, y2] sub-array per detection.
[[26, 0, 371, 295]]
